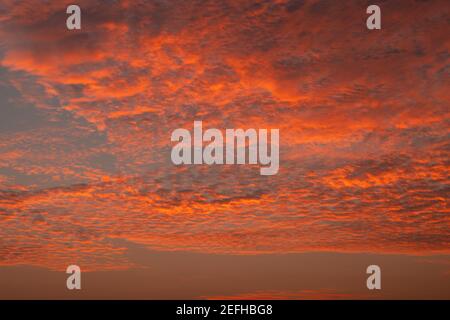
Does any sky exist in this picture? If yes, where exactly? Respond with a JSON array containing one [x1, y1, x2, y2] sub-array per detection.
[[0, 0, 449, 299]]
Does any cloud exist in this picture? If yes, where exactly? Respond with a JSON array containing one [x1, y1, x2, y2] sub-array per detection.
[[0, 0, 448, 271]]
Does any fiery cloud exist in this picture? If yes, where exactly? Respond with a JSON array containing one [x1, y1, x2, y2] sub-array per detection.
[[0, 0, 449, 277]]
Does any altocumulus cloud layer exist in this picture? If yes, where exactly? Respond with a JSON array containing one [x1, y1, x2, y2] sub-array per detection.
[[0, 0, 449, 271]]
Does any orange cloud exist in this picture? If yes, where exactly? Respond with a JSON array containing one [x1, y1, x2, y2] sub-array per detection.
[[0, 0, 448, 272]]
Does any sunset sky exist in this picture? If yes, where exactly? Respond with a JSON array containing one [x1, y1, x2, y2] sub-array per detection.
[[0, 0, 449, 299]]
